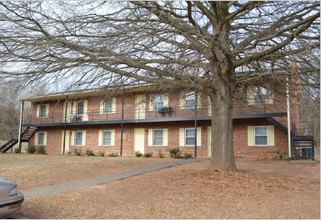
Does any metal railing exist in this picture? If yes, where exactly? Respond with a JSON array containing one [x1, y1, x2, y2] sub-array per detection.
[[25, 101, 287, 125]]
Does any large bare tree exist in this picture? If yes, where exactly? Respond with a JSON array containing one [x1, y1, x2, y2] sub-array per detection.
[[0, 1, 319, 171]]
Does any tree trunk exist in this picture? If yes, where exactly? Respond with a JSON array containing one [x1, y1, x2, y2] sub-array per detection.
[[209, 79, 237, 172]]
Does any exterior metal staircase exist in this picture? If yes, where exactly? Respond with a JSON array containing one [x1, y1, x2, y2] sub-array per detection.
[[0, 126, 38, 153], [266, 118, 314, 160]]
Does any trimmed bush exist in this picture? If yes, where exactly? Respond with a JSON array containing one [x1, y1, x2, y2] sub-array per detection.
[[183, 153, 193, 159], [168, 147, 182, 158], [158, 150, 165, 158], [144, 152, 153, 158], [135, 151, 143, 157], [73, 148, 83, 156], [36, 145, 47, 154], [85, 149, 96, 156], [97, 151, 105, 157], [108, 152, 119, 157], [26, 145, 36, 154]]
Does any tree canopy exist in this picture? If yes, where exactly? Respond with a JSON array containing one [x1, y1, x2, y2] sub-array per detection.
[[0, 1, 319, 170]]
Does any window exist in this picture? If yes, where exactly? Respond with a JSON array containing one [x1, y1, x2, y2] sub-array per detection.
[[102, 130, 112, 146], [75, 131, 83, 146], [254, 126, 268, 146], [77, 101, 84, 115], [153, 95, 164, 111], [185, 91, 196, 109], [185, 128, 195, 146], [38, 132, 45, 145], [153, 129, 163, 145], [253, 86, 268, 105], [39, 104, 47, 118], [104, 98, 113, 113]]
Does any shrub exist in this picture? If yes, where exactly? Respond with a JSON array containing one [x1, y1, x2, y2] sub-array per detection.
[[168, 147, 182, 158], [158, 150, 165, 158], [144, 152, 153, 158], [26, 145, 36, 154], [14, 148, 21, 153], [73, 148, 83, 156], [97, 151, 105, 157], [36, 145, 47, 154], [135, 151, 143, 157], [183, 153, 193, 159], [108, 152, 119, 157], [85, 149, 96, 156]]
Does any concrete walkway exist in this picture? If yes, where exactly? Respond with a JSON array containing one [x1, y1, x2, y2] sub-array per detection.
[[22, 159, 201, 200]]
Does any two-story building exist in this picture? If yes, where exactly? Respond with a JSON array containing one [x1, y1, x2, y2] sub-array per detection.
[[0, 81, 315, 160]]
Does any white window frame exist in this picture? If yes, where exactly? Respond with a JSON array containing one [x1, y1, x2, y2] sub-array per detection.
[[185, 91, 196, 109], [75, 131, 84, 146], [103, 98, 113, 114], [153, 95, 164, 111], [153, 129, 164, 146], [77, 101, 85, 115], [38, 132, 45, 145], [253, 86, 268, 105], [254, 126, 268, 146], [185, 128, 196, 146], [102, 130, 112, 146]]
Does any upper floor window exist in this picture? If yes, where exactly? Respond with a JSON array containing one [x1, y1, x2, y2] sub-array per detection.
[[39, 104, 47, 117], [104, 98, 113, 113], [253, 86, 268, 105], [100, 98, 116, 114], [77, 101, 84, 115], [37, 104, 49, 118], [153, 95, 164, 111], [248, 86, 273, 105], [185, 91, 196, 109]]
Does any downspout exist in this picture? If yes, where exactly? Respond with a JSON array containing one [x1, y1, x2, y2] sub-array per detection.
[[62, 96, 68, 154], [194, 90, 198, 158], [17, 100, 24, 152], [120, 93, 124, 156], [286, 77, 292, 159]]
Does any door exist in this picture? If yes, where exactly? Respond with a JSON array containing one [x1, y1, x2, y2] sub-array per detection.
[[135, 95, 145, 119], [61, 130, 70, 154], [207, 126, 211, 157], [134, 128, 145, 154]]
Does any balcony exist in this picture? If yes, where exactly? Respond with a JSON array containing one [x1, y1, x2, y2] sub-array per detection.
[[24, 100, 287, 127]]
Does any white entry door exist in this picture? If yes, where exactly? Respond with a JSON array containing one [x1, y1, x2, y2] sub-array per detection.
[[207, 126, 212, 157], [134, 128, 145, 154]]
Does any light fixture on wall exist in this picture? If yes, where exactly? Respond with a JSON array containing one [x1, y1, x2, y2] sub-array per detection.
[[202, 127, 206, 132], [145, 129, 148, 134]]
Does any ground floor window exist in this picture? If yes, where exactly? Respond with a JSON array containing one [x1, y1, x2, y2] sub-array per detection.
[[37, 131, 47, 145], [153, 129, 164, 145], [148, 128, 168, 146], [185, 128, 195, 146], [75, 131, 84, 146], [248, 125, 274, 147], [99, 130, 115, 146], [38, 132, 45, 145], [102, 130, 112, 145], [254, 126, 268, 146]]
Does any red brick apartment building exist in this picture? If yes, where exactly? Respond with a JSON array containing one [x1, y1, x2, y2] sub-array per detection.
[[0, 83, 315, 160]]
